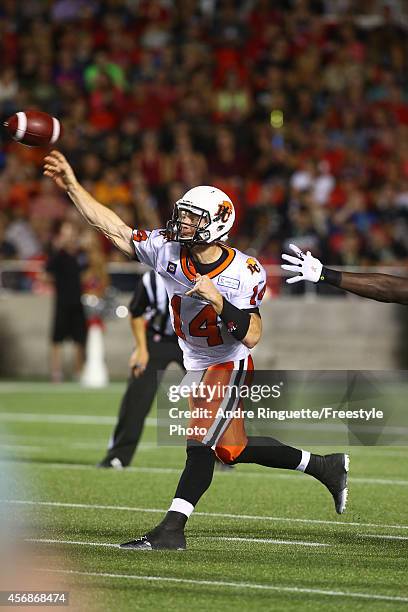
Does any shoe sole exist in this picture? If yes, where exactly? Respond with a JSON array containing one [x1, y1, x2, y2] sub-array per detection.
[[336, 453, 349, 514], [120, 539, 186, 551]]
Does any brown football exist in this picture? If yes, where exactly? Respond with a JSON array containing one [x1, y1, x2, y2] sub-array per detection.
[[3, 110, 62, 147]]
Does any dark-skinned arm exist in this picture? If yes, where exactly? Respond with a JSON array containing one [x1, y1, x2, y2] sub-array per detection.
[[282, 244, 408, 305], [325, 269, 408, 305]]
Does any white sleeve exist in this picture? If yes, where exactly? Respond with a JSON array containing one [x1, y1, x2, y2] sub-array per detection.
[[132, 228, 165, 269], [230, 259, 267, 311]]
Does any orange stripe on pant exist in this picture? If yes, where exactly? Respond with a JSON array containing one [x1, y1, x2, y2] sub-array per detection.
[[187, 355, 254, 464]]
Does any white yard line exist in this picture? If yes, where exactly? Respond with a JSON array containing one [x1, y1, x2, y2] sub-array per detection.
[[36, 568, 408, 603], [344, 449, 408, 458], [1, 458, 407, 487], [362, 534, 408, 541], [27, 538, 119, 548], [1, 411, 408, 441], [3, 499, 408, 531], [0, 434, 107, 443], [0, 413, 155, 426], [0, 445, 45, 452], [0, 441, 156, 451], [0, 383, 125, 393], [348, 477, 408, 485], [215, 536, 328, 547], [0, 412, 406, 455], [27, 536, 328, 548], [0, 463, 99, 471]]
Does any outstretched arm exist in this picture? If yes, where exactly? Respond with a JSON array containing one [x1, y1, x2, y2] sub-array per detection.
[[335, 271, 408, 305], [281, 244, 408, 305], [44, 151, 134, 257]]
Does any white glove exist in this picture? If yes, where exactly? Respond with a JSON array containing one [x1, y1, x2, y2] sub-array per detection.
[[281, 244, 323, 284]]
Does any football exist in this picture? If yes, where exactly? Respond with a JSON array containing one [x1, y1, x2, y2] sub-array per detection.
[[3, 110, 62, 147]]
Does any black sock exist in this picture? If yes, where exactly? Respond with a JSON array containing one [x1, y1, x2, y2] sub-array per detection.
[[233, 436, 302, 469], [159, 443, 216, 532]]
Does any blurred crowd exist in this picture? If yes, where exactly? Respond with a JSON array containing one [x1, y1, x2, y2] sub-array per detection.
[[1, 0, 408, 292]]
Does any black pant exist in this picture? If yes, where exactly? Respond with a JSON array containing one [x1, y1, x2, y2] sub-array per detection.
[[103, 332, 184, 466], [52, 302, 87, 344]]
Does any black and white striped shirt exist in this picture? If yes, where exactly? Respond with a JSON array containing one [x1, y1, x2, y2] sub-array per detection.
[[129, 270, 174, 337]]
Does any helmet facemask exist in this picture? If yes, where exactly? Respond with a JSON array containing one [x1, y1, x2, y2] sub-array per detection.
[[166, 203, 211, 245]]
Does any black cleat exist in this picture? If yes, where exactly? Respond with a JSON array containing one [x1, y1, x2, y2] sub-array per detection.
[[308, 453, 349, 514], [120, 526, 186, 550]]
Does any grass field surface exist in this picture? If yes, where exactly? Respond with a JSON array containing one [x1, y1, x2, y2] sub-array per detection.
[[0, 383, 407, 611]]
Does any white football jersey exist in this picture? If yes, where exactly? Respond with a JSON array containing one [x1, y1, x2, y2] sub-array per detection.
[[132, 229, 266, 370]]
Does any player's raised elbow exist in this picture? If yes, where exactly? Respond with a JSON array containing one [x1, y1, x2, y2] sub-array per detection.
[[242, 314, 262, 349], [106, 224, 134, 258]]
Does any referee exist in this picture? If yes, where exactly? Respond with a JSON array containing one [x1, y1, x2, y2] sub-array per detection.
[[98, 270, 184, 468]]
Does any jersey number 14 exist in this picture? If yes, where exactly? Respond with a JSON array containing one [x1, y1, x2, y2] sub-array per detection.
[[170, 296, 223, 347]]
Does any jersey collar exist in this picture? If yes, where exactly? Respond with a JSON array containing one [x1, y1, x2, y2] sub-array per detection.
[[180, 245, 236, 282]]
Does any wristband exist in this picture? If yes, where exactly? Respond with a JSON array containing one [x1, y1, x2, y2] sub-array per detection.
[[219, 297, 251, 341], [320, 266, 342, 287]]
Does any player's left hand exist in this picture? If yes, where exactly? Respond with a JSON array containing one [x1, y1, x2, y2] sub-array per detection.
[[185, 273, 223, 312], [129, 347, 149, 378], [281, 244, 323, 283]]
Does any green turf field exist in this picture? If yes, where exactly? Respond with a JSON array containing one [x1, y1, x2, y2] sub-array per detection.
[[0, 382, 407, 611]]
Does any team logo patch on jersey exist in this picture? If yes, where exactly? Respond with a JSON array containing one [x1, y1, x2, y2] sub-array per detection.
[[246, 257, 261, 274], [217, 275, 240, 289], [167, 261, 177, 274]]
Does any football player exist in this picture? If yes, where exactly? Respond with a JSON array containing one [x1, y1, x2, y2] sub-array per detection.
[[282, 243, 408, 303], [44, 151, 349, 550]]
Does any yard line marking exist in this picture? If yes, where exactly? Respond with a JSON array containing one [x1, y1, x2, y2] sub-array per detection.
[[215, 537, 328, 547], [37, 568, 408, 603], [2, 499, 162, 513], [0, 463, 179, 474], [1, 411, 407, 451], [2, 459, 407, 487], [347, 477, 408, 486], [0, 413, 155, 426], [362, 534, 408, 541], [0, 434, 106, 443], [0, 440, 156, 451], [26, 538, 119, 548], [30, 533, 408, 545], [271, 422, 408, 435], [0, 445, 44, 452], [1, 430, 407, 459], [345, 449, 408, 458], [27, 536, 328, 548], [0, 463, 99, 471], [0, 383, 125, 393], [3, 499, 408, 531]]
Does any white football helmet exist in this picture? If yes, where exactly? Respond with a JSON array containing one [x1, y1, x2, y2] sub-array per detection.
[[166, 185, 235, 244]]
